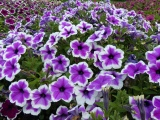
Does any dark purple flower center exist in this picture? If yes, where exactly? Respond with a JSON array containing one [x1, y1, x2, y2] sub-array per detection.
[[40, 93, 46, 98], [91, 49, 95, 53], [8, 104, 14, 110], [108, 54, 114, 59], [59, 86, 65, 92], [78, 70, 84, 75], [112, 73, 117, 78], [19, 88, 24, 93], [58, 59, 62, 64], [156, 56, 160, 60], [78, 45, 83, 50], [67, 30, 71, 35], [156, 69, 160, 74], [144, 101, 151, 107], [83, 90, 89, 95], [83, 27, 87, 31], [14, 49, 19, 54], [47, 50, 51, 54], [12, 65, 15, 69]]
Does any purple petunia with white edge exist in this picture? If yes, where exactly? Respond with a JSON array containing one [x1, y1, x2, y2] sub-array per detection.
[[3, 58, 21, 81], [31, 84, 52, 110], [49, 76, 74, 102], [76, 21, 93, 34], [121, 61, 148, 79], [99, 45, 124, 69], [69, 62, 93, 86], [70, 40, 91, 59], [151, 96, 160, 120], [3, 41, 26, 60], [9, 79, 31, 107]]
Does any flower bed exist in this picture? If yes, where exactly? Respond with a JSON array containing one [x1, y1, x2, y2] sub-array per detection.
[[0, 0, 160, 120]]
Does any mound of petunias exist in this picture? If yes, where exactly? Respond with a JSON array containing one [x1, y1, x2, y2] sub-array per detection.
[[1, 0, 160, 120]]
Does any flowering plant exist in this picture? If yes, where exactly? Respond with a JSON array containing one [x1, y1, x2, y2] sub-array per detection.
[[0, 0, 160, 120]]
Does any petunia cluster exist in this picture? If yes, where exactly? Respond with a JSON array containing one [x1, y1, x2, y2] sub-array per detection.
[[0, 0, 160, 120]]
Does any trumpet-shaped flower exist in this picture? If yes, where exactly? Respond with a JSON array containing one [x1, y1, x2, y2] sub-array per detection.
[[69, 62, 93, 86], [76, 21, 93, 34], [99, 45, 124, 69], [9, 79, 31, 107], [49, 76, 74, 102]]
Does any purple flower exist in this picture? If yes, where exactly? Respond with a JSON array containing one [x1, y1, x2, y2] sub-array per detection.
[[88, 42, 103, 59], [52, 54, 70, 73], [49, 106, 69, 120], [99, 45, 124, 69], [87, 73, 114, 91], [93, 51, 103, 70], [70, 40, 90, 59], [100, 26, 113, 39], [127, 10, 136, 17], [49, 76, 74, 102], [46, 32, 60, 46], [0, 100, 20, 120], [76, 21, 93, 34], [143, 20, 152, 32], [86, 30, 104, 43], [69, 62, 93, 86], [59, 21, 72, 30], [3, 58, 21, 81], [40, 44, 57, 61], [147, 61, 160, 83], [0, 8, 9, 17], [59, 25, 77, 39], [23, 100, 41, 116], [31, 84, 52, 110], [113, 8, 124, 17], [90, 107, 104, 118], [150, 34, 160, 43], [151, 96, 160, 120], [107, 15, 120, 26], [121, 61, 148, 79], [5, 17, 15, 25], [129, 96, 154, 120], [32, 32, 45, 45], [75, 85, 98, 105], [3, 41, 26, 60], [9, 79, 31, 107], [146, 45, 160, 64], [101, 71, 127, 89]]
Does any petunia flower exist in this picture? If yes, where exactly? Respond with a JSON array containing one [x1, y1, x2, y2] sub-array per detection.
[[151, 96, 160, 120], [75, 85, 98, 105], [32, 32, 45, 48], [150, 34, 160, 43], [143, 20, 152, 32], [58, 21, 72, 30], [101, 71, 127, 89], [121, 61, 148, 79], [49, 106, 69, 120], [147, 61, 160, 83], [52, 54, 70, 73], [88, 42, 103, 59], [90, 107, 104, 119], [46, 32, 60, 46], [129, 96, 154, 120], [3, 58, 21, 81], [31, 84, 52, 110], [70, 40, 90, 59], [69, 62, 93, 86], [59, 25, 77, 39], [49, 76, 74, 102], [87, 73, 114, 91], [0, 100, 20, 120], [146, 45, 160, 65], [93, 51, 103, 70], [100, 26, 113, 39], [86, 30, 104, 43], [99, 45, 124, 69], [0, 8, 9, 17], [127, 10, 136, 17], [3, 41, 26, 60], [106, 15, 120, 26], [76, 21, 93, 34], [5, 17, 15, 25], [23, 100, 41, 116], [40, 44, 57, 61], [9, 79, 31, 107]]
